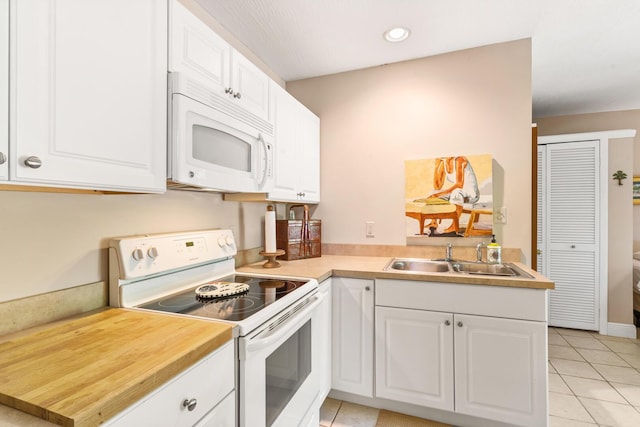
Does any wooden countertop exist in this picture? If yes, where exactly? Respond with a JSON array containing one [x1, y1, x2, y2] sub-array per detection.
[[238, 255, 554, 289], [0, 308, 233, 427]]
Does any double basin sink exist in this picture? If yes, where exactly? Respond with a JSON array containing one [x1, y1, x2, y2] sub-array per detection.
[[384, 258, 533, 278]]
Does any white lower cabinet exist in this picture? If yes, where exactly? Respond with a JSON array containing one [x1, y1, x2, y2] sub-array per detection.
[[318, 278, 333, 402], [375, 279, 548, 427], [454, 314, 547, 425], [331, 277, 374, 397], [105, 341, 235, 427], [375, 307, 454, 411]]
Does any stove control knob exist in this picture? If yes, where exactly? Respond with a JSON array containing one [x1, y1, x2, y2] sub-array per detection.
[[147, 247, 158, 259], [218, 236, 233, 247], [132, 248, 144, 261]]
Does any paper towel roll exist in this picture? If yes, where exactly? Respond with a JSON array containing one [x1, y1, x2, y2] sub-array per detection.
[[265, 205, 276, 253]]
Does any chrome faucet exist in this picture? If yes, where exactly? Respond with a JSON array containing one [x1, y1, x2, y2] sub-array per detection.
[[445, 243, 453, 261], [476, 242, 485, 263]]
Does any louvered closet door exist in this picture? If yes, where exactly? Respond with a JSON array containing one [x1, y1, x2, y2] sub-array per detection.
[[545, 140, 600, 330]]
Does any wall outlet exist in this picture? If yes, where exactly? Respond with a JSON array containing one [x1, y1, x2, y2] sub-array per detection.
[[365, 221, 375, 238]]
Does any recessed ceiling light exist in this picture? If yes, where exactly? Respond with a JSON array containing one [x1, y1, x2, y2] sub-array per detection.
[[384, 27, 410, 43]]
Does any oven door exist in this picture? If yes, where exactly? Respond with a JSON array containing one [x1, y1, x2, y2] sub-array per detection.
[[239, 292, 323, 427], [169, 93, 273, 192]]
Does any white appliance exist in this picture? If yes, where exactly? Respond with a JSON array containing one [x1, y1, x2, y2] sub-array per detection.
[[168, 72, 274, 193], [109, 229, 322, 427]]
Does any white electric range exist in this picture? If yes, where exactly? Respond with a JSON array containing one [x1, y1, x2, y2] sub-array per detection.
[[109, 229, 322, 427]]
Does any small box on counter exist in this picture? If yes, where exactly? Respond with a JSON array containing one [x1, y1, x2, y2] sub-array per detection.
[[276, 205, 321, 260]]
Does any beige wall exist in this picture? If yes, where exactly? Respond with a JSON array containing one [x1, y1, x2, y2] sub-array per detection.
[[537, 112, 639, 325], [287, 39, 533, 262], [0, 190, 269, 303]]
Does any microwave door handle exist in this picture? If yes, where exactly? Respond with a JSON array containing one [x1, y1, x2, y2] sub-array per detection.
[[245, 294, 323, 353], [257, 134, 269, 188]]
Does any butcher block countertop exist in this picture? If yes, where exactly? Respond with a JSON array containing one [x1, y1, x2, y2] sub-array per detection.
[[237, 254, 554, 289], [0, 308, 233, 427]]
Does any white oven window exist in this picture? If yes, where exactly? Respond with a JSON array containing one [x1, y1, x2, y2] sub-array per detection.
[[265, 319, 312, 426], [192, 125, 251, 172]]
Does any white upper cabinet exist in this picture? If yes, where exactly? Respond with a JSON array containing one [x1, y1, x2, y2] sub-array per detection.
[[9, 0, 167, 192], [0, 0, 8, 181], [270, 83, 320, 203], [169, 1, 271, 124]]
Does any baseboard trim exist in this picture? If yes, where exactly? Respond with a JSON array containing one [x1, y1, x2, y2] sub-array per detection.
[[607, 322, 637, 339]]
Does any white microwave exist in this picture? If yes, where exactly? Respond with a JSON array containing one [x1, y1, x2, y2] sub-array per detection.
[[168, 72, 274, 193]]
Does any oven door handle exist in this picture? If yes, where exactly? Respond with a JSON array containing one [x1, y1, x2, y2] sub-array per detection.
[[245, 294, 323, 353]]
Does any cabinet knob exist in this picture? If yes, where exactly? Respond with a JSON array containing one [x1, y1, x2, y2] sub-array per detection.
[[24, 156, 42, 169], [233, 91, 242, 99], [0, 152, 6, 165], [365, 286, 371, 291], [225, 87, 234, 95], [457, 321, 463, 327], [444, 320, 451, 326], [570, 245, 576, 249], [183, 398, 197, 411]]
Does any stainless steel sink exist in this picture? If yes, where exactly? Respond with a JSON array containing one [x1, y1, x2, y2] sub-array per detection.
[[450, 261, 533, 278], [384, 258, 452, 273], [384, 258, 533, 278]]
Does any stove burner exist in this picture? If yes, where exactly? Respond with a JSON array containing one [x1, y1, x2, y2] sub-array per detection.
[[195, 281, 249, 299], [138, 274, 312, 322]]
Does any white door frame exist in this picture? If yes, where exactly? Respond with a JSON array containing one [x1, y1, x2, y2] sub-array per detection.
[[539, 129, 635, 335]]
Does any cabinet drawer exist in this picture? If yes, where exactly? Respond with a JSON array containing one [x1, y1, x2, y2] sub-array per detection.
[[106, 341, 235, 426], [376, 279, 547, 321]]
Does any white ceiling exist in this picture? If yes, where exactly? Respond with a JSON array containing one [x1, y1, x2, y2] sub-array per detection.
[[195, 0, 640, 118]]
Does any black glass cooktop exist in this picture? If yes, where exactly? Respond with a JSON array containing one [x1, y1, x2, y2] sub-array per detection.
[[138, 274, 311, 321]]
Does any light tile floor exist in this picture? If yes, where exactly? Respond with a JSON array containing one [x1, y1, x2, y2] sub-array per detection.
[[321, 327, 640, 427]]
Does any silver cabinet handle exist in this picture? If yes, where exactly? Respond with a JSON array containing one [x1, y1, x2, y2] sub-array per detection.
[[457, 321, 463, 327], [233, 91, 242, 99], [225, 87, 233, 95], [444, 320, 451, 326], [0, 152, 6, 165], [183, 398, 197, 411], [24, 156, 42, 169]]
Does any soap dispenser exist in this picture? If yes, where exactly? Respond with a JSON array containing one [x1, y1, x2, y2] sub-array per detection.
[[487, 234, 502, 264]]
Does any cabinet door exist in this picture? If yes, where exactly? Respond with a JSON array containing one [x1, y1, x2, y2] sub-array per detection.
[[169, 0, 231, 92], [296, 106, 320, 202], [375, 307, 454, 411], [332, 277, 374, 397], [454, 314, 547, 427], [231, 51, 270, 122], [11, 0, 166, 192], [318, 279, 332, 402], [195, 391, 236, 427], [271, 84, 300, 201], [270, 84, 320, 202], [0, 0, 7, 180]]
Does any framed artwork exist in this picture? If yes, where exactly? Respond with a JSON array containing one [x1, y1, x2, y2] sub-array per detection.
[[405, 154, 493, 239], [634, 176, 640, 205]]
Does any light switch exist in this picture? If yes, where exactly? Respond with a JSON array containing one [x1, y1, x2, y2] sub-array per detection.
[[495, 207, 507, 224]]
